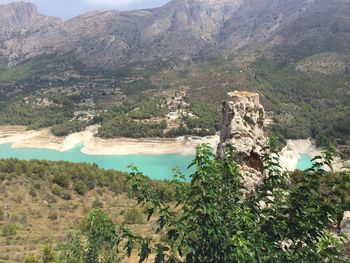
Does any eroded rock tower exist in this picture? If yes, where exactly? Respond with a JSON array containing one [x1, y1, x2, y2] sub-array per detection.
[[217, 91, 266, 185]]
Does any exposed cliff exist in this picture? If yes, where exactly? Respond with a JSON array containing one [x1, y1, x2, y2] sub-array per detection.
[[342, 211, 350, 234], [2, 0, 349, 69], [217, 91, 266, 186]]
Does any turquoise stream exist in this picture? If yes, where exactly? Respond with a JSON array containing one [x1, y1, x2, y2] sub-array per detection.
[[0, 143, 313, 180], [0, 144, 194, 180]]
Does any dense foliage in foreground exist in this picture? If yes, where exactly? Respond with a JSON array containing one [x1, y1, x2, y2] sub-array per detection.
[[25, 144, 350, 262]]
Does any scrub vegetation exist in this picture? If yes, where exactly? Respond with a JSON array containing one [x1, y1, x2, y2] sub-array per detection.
[[1, 54, 349, 156], [0, 143, 349, 262]]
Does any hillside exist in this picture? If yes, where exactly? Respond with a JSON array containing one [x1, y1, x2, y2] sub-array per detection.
[[0, 159, 174, 262], [0, 149, 349, 262]]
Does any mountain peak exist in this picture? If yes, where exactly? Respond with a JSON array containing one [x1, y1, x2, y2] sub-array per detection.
[[0, 1, 38, 27], [1, 1, 38, 13], [167, 0, 243, 8]]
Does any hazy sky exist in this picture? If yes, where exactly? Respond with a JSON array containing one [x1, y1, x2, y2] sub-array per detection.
[[0, 0, 170, 19]]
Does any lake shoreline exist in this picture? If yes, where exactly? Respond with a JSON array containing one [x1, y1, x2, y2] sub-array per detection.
[[280, 139, 321, 171], [280, 139, 349, 172], [1, 125, 348, 171], [0, 125, 219, 156]]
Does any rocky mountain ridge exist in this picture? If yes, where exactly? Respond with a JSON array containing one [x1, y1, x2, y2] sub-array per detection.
[[1, 0, 349, 69]]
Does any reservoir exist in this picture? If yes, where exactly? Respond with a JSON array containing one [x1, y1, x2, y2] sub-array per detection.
[[0, 144, 194, 180], [0, 143, 313, 180]]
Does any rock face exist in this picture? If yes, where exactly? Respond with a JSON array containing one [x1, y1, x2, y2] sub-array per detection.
[[217, 91, 266, 184], [341, 211, 350, 234], [2, 0, 349, 69]]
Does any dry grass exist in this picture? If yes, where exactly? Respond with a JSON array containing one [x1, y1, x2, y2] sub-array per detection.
[[0, 177, 159, 262]]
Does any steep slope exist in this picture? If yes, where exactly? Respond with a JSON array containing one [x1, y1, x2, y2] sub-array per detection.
[[1, 0, 240, 68], [0, 1, 59, 31], [0, 2, 61, 66], [219, 0, 316, 52], [130, 0, 242, 64], [0, 2, 144, 68], [270, 0, 350, 65], [1, 0, 349, 69], [0, 159, 173, 262]]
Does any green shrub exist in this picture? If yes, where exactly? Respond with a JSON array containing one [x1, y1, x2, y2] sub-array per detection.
[[2, 223, 17, 237], [92, 198, 104, 209], [0, 207, 4, 221], [42, 245, 56, 263], [53, 173, 70, 188], [48, 210, 58, 221], [25, 255, 40, 263], [51, 184, 62, 197], [109, 181, 124, 194], [51, 120, 87, 137], [19, 212, 27, 224], [29, 185, 38, 197], [74, 180, 88, 196], [61, 191, 71, 200], [124, 207, 145, 224], [14, 194, 24, 204]]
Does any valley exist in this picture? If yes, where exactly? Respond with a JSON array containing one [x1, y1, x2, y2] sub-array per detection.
[[0, 0, 350, 261], [0, 0, 350, 158]]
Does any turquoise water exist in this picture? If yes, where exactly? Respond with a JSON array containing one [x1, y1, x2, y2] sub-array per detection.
[[296, 153, 313, 170], [0, 143, 315, 178], [0, 144, 194, 180]]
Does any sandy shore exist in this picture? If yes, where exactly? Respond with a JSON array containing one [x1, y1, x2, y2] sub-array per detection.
[[279, 139, 350, 171], [81, 136, 219, 156], [0, 125, 219, 156], [0, 125, 96, 152], [1, 126, 348, 169], [279, 139, 321, 171]]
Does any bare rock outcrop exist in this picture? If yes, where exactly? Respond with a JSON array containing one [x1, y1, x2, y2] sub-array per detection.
[[217, 91, 266, 186], [341, 211, 350, 234], [0, 0, 333, 69]]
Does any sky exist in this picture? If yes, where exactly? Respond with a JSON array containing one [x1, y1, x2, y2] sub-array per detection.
[[0, 0, 170, 19]]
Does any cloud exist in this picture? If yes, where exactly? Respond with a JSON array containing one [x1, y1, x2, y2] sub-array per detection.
[[85, 0, 142, 6]]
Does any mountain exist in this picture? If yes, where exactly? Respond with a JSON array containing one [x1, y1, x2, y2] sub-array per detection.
[[1, 0, 349, 69], [0, 1, 59, 31]]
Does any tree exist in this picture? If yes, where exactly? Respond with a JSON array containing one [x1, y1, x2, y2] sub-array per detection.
[[123, 144, 349, 262], [55, 209, 145, 263]]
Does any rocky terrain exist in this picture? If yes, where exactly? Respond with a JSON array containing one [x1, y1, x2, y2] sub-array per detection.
[[217, 91, 266, 187], [0, 0, 349, 69]]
